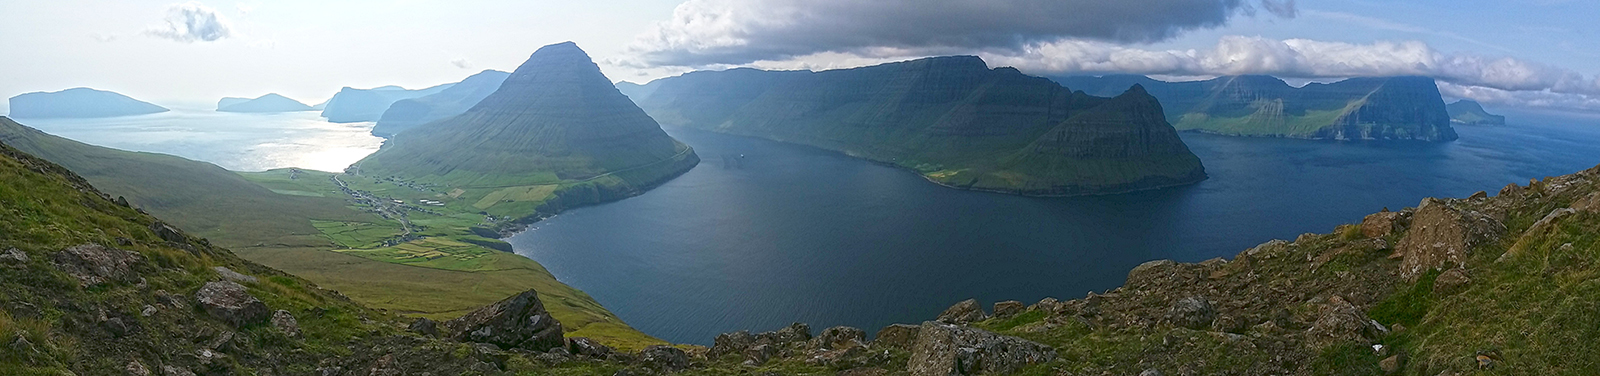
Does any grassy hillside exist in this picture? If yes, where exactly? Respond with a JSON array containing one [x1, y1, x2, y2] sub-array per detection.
[[0, 116, 663, 350], [634, 57, 1206, 196], [1055, 75, 1460, 142]]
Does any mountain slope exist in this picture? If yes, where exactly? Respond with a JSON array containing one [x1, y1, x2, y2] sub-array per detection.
[[632, 57, 1206, 196], [8, 88, 169, 119], [1055, 75, 1460, 142], [1446, 99, 1506, 126], [217, 93, 314, 113], [373, 69, 511, 137], [320, 84, 455, 123], [356, 41, 699, 220]]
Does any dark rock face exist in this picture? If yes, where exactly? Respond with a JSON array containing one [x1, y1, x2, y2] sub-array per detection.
[[8, 87, 169, 119], [408, 318, 440, 337], [52, 244, 144, 287], [812, 326, 867, 350], [637, 345, 691, 373], [195, 281, 270, 327], [937, 299, 988, 324], [873, 324, 922, 350], [1396, 198, 1506, 280], [906, 322, 1056, 376], [442, 289, 565, 352]]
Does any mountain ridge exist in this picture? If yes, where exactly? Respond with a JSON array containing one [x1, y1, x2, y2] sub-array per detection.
[[217, 93, 314, 113], [8, 88, 169, 119]]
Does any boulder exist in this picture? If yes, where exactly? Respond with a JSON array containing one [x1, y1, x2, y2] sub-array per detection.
[[1361, 211, 1409, 238], [907, 322, 1055, 376], [992, 301, 1025, 318], [0, 248, 28, 266], [213, 266, 258, 284], [443, 289, 565, 352], [1396, 199, 1505, 281], [708, 330, 755, 359], [161, 365, 196, 376], [1433, 268, 1472, 296], [1166, 296, 1216, 330], [1307, 296, 1380, 348], [567, 337, 613, 358], [937, 299, 987, 324], [1573, 192, 1600, 213], [744, 344, 777, 366], [194, 281, 270, 327], [637, 345, 691, 373], [873, 324, 921, 350], [150, 221, 186, 243], [271, 310, 300, 338], [408, 318, 440, 337], [127, 359, 151, 376], [806, 345, 867, 368], [1380, 354, 1403, 374], [767, 322, 812, 343], [1031, 298, 1063, 314], [52, 243, 144, 287], [1127, 260, 1178, 287], [813, 326, 867, 350]]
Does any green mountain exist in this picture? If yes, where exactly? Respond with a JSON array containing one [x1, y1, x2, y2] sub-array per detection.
[[630, 57, 1206, 196], [1447, 99, 1507, 126], [320, 83, 455, 123], [217, 93, 315, 113], [8, 87, 169, 119], [356, 41, 699, 220], [373, 69, 511, 137], [1055, 75, 1460, 142]]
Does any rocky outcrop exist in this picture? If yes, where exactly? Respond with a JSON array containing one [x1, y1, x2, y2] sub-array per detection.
[[707, 323, 814, 363], [873, 324, 921, 349], [906, 322, 1056, 376], [991, 301, 1025, 318], [937, 299, 988, 324], [194, 281, 270, 327], [637, 345, 691, 373], [51, 244, 144, 287], [1395, 198, 1506, 280], [1306, 296, 1383, 349], [442, 289, 565, 352], [812, 326, 867, 350]]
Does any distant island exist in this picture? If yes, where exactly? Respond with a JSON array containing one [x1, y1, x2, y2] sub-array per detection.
[[1054, 75, 1460, 142], [372, 69, 510, 137], [320, 84, 455, 123], [1446, 99, 1506, 126], [628, 57, 1207, 196], [216, 93, 315, 113], [8, 87, 169, 119]]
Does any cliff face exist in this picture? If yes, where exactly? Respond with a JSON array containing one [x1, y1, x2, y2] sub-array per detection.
[[320, 84, 454, 123], [1447, 99, 1507, 126], [1055, 75, 1460, 142], [633, 57, 1206, 196], [216, 93, 314, 113], [373, 69, 511, 137], [8, 88, 168, 119]]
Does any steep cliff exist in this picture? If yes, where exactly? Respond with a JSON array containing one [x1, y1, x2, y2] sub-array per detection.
[[373, 69, 511, 137], [8, 88, 168, 119], [633, 57, 1206, 196], [1055, 75, 1460, 142], [1447, 100, 1506, 126]]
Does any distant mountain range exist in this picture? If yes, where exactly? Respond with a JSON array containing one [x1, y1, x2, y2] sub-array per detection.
[[217, 93, 314, 113], [1446, 99, 1506, 126], [626, 56, 1207, 196], [1053, 75, 1459, 142], [372, 70, 511, 137], [320, 84, 455, 123], [8, 87, 169, 119]]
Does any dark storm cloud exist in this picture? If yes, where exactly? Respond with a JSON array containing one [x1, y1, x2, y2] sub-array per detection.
[[627, 0, 1296, 66]]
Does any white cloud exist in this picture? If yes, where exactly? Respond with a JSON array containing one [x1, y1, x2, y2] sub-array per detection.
[[144, 2, 234, 43], [89, 33, 117, 43], [451, 58, 473, 69]]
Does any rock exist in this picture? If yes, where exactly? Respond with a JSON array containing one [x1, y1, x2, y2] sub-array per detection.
[[839, 368, 890, 376], [104, 317, 131, 337], [52, 243, 145, 287], [443, 289, 565, 352], [1433, 268, 1472, 296], [567, 337, 613, 357], [873, 324, 921, 350], [1140, 369, 1164, 376], [0, 248, 28, 266], [1380, 354, 1403, 374], [1361, 211, 1409, 238], [368, 353, 401, 376], [937, 299, 987, 324], [194, 281, 270, 327], [744, 344, 777, 366], [992, 301, 1025, 318], [1396, 199, 1505, 281], [408, 318, 439, 337], [806, 346, 866, 368], [637, 345, 691, 373], [1573, 192, 1600, 213], [1166, 296, 1216, 330], [763, 322, 812, 344], [9, 333, 36, 355], [127, 359, 151, 376], [1127, 259, 1178, 286], [906, 322, 1055, 376], [150, 221, 186, 243], [813, 326, 867, 350], [271, 310, 300, 338], [1307, 296, 1380, 348], [1468, 191, 1488, 200], [161, 365, 196, 376], [1476, 354, 1495, 369], [708, 330, 755, 359], [1031, 298, 1062, 313], [535, 351, 572, 365], [212, 266, 258, 284], [141, 305, 157, 317]]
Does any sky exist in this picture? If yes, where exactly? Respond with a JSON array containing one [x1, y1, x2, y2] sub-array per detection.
[[4, 0, 1600, 114]]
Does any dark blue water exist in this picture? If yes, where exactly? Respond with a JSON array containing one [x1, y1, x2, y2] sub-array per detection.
[[510, 119, 1600, 345]]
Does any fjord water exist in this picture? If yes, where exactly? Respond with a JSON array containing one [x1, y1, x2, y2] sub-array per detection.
[[14, 109, 383, 172], [510, 120, 1600, 345]]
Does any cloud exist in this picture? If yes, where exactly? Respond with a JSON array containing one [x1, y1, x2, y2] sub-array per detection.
[[627, 0, 1296, 66], [451, 58, 473, 69], [90, 33, 117, 43], [144, 2, 233, 43]]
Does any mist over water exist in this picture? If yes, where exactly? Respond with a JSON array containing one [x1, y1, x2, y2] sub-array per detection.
[[15, 109, 382, 172], [510, 122, 1600, 345]]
